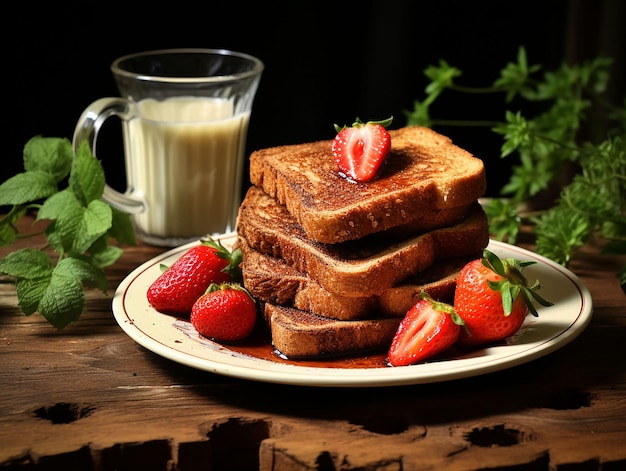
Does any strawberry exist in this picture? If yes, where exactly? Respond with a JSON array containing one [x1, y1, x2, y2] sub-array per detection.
[[454, 249, 553, 346], [388, 292, 464, 367], [191, 283, 257, 342], [332, 117, 393, 182], [147, 238, 242, 316]]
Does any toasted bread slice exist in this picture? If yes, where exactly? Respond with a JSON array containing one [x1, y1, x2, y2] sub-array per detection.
[[236, 186, 489, 297], [239, 236, 477, 320], [264, 303, 401, 359], [249, 126, 486, 244], [239, 237, 376, 319]]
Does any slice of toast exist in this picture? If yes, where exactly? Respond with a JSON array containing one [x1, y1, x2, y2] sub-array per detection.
[[263, 303, 401, 359], [249, 126, 486, 244], [239, 236, 477, 320], [238, 236, 377, 319], [236, 186, 489, 298]]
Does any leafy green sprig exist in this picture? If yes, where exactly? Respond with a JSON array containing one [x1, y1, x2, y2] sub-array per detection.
[[406, 47, 626, 290], [0, 137, 135, 329]]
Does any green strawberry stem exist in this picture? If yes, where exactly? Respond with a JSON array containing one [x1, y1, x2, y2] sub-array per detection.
[[333, 116, 394, 133], [419, 291, 465, 326], [201, 237, 243, 283], [205, 282, 256, 303], [482, 249, 554, 317]]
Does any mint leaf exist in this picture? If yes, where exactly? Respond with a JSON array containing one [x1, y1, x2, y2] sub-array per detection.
[[55, 256, 108, 292], [0, 171, 58, 205], [109, 206, 136, 246], [38, 268, 85, 329], [0, 206, 28, 246], [2, 251, 108, 329], [16, 276, 53, 315], [38, 188, 80, 220], [70, 141, 106, 204], [0, 249, 108, 330], [40, 192, 113, 254], [0, 248, 53, 278], [74, 199, 112, 253], [39, 190, 84, 253], [1, 135, 137, 329], [23, 136, 73, 183], [1, 250, 55, 316], [36, 257, 108, 329], [91, 243, 124, 268]]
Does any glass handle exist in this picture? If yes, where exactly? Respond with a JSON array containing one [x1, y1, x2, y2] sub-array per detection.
[[72, 98, 145, 214]]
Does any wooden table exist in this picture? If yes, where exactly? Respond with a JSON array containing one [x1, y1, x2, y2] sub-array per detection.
[[1, 219, 625, 471]]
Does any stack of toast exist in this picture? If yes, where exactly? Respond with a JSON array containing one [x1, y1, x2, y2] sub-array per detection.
[[235, 126, 489, 359]]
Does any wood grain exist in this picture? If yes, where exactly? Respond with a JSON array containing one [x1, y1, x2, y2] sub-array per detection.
[[1, 219, 625, 470]]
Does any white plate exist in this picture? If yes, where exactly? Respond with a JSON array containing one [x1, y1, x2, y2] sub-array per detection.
[[112, 234, 593, 387]]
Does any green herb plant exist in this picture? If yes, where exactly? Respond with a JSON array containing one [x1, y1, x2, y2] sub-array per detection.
[[406, 47, 626, 291], [0, 137, 135, 329]]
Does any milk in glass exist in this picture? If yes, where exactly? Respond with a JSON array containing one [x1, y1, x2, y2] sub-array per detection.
[[125, 97, 248, 240]]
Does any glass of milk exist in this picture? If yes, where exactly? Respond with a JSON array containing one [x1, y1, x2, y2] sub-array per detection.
[[73, 49, 264, 247]]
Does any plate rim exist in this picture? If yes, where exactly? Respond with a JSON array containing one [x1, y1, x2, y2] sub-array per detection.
[[112, 236, 594, 387]]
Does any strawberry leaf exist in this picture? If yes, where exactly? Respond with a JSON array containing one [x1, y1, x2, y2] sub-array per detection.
[[525, 281, 554, 309], [482, 249, 506, 276], [483, 249, 553, 317], [500, 281, 514, 316], [201, 237, 243, 283]]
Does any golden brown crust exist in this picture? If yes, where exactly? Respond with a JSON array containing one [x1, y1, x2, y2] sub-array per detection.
[[264, 304, 401, 359], [239, 237, 378, 320], [240, 236, 477, 320], [249, 126, 486, 243], [240, 127, 489, 359], [236, 186, 489, 298]]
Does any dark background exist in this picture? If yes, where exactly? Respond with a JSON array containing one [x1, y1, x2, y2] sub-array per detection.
[[5, 0, 624, 198]]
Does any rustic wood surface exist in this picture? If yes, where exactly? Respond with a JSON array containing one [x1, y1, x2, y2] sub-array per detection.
[[1, 218, 625, 471]]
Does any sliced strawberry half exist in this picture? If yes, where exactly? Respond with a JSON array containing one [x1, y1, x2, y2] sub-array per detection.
[[388, 292, 463, 367], [332, 117, 393, 182]]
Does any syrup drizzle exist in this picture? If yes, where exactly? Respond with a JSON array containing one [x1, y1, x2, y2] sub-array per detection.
[[224, 327, 391, 369]]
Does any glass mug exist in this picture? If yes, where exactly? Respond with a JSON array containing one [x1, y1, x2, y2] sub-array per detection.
[[73, 49, 264, 247]]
